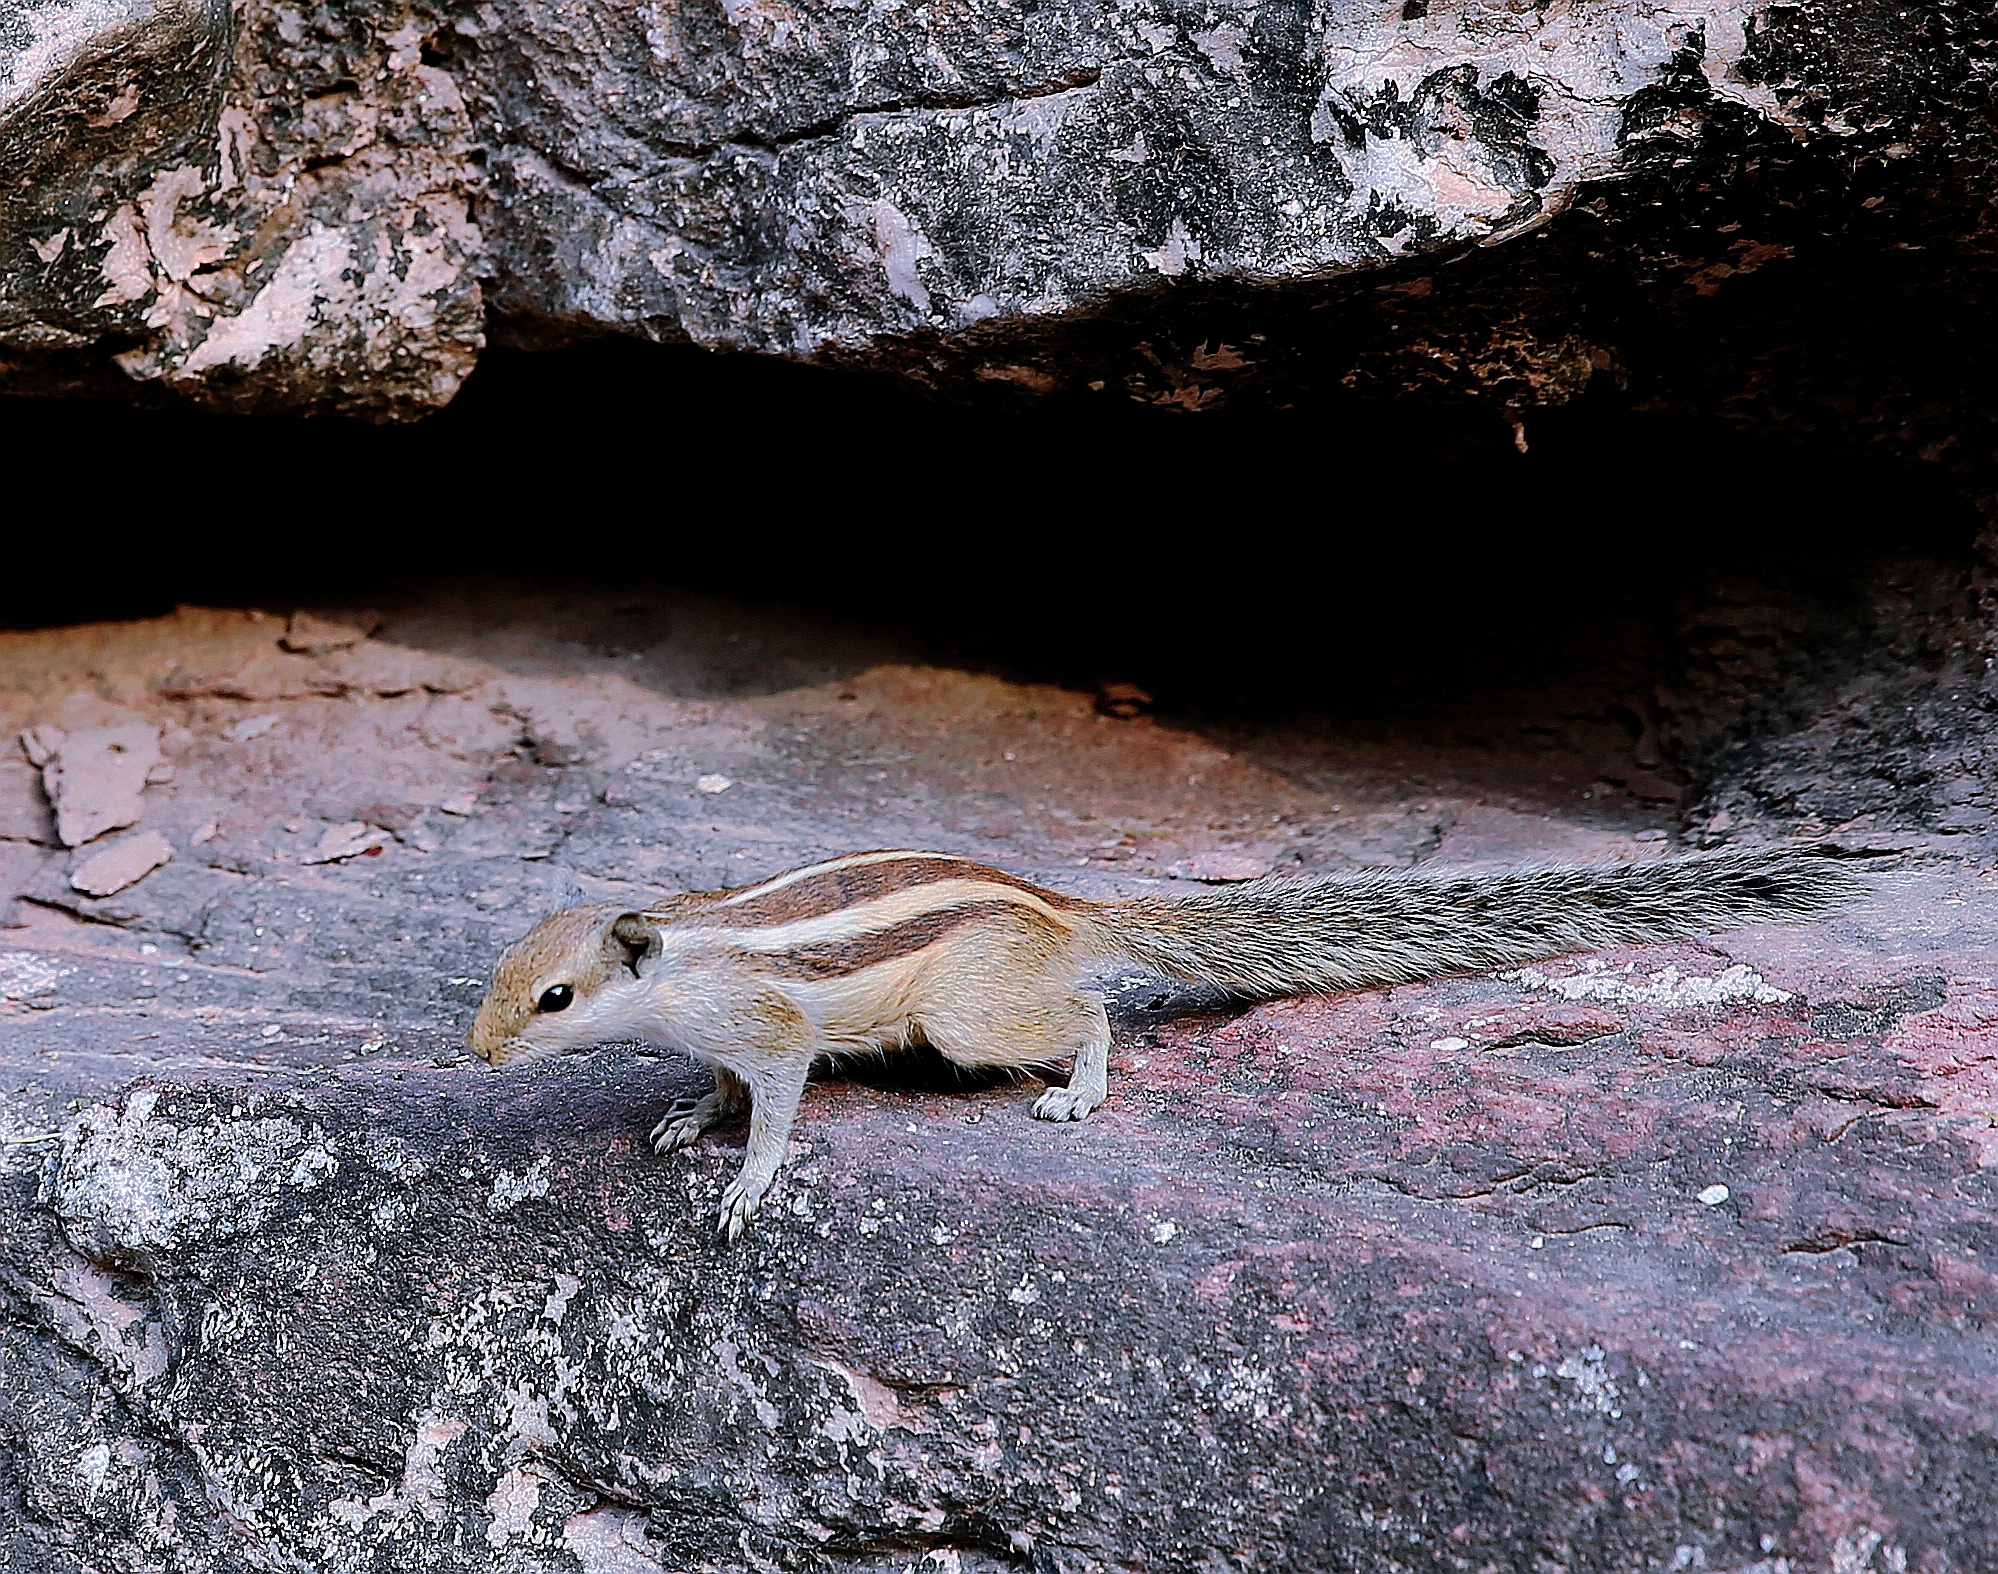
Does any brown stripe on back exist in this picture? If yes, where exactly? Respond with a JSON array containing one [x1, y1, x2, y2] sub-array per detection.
[[706, 854, 1089, 928], [754, 900, 1044, 979]]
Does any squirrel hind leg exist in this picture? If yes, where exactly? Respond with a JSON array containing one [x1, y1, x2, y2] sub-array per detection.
[[1031, 990, 1111, 1122], [921, 984, 1112, 1122]]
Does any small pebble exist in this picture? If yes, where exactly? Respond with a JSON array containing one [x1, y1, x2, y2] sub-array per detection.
[[1698, 1184, 1732, 1207], [696, 775, 732, 794]]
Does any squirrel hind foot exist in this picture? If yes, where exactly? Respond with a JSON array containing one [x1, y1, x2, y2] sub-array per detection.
[[1032, 1085, 1105, 1121], [650, 1093, 726, 1154]]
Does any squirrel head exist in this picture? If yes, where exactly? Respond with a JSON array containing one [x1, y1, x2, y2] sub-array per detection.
[[469, 903, 660, 1066]]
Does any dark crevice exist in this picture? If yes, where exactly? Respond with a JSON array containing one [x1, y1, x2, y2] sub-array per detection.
[[724, 67, 1108, 156], [1782, 1231, 1913, 1256], [512, 66, 1114, 179]]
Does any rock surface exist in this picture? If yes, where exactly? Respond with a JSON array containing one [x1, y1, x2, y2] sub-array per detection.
[[0, 592, 1994, 1573], [2, 0, 1992, 453]]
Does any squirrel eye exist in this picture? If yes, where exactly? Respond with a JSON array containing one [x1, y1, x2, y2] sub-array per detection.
[[536, 985, 574, 1013]]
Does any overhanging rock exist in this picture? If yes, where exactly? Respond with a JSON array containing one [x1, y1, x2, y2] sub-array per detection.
[[472, 0, 1780, 352], [0, 0, 1967, 417]]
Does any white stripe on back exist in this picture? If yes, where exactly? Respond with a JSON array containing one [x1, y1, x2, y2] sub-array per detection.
[[715, 849, 963, 908], [673, 879, 1067, 954]]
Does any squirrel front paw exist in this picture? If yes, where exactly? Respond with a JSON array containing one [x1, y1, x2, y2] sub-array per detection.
[[716, 1175, 770, 1242]]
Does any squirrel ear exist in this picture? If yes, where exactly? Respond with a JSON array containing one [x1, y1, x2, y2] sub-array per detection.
[[607, 912, 657, 979]]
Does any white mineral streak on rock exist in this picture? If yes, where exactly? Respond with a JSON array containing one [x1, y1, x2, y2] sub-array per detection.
[[175, 224, 356, 375], [70, 829, 173, 897], [815, 1357, 928, 1434], [215, 104, 257, 192], [1141, 216, 1201, 278], [1500, 960, 1793, 1006], [37, 1254, 171, 1388], [21, 722, 161, 847], [52, 1094, 339, 1269], [483, 1463, 549, 1546], [991, 84, 1086, 155], [542, 1272, 582, 1322], [713, 1339, 783, 1429], [486, 1155, 552, 1212], [139, 164, 232, 284], [1189, 23, 1249, 78], [562, 1505, 672, 1574], [92, 203, 154, 307], [328, 1408, 468, 1528], [866, 200, 937, 314], [0, 950, 72, 998], [1312, 0, 1767, 248], [74, 1441, 112, 1497]]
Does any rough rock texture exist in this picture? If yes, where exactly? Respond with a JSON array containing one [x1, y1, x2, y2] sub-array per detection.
[[1, 592, 1994, 1572], [1, 0, 483, 416], [2, 0, 1993, 446], [1664, 531, 1998, 853]]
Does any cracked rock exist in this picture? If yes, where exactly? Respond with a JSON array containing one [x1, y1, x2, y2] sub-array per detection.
[[20, 721, 162, 847], [68, 828, 173, 896]]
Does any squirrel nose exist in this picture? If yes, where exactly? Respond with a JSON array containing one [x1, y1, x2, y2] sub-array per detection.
[[467, 1014, 500, 1063]]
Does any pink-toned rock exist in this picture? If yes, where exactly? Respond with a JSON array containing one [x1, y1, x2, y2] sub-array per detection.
[[279, 611, 378, 655], [0, 758, 54, 843], [1168, 851, 1271, 882], [302, 822, 394, 864], [20, 722, 161, 846], [68, 830, 172, 897], [0, 842, 49, 924]]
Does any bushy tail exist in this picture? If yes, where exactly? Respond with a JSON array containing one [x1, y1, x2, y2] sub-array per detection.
[[1085, 845, 1867, 996]]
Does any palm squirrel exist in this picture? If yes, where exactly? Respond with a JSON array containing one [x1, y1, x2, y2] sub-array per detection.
[[469, 845, 1863, 1239]]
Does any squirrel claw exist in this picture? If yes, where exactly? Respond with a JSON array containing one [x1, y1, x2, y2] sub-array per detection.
[[1032, 1086, 1102, 1122], [651, 1096, 716, 1154], [717, 1178, 764, 1241]]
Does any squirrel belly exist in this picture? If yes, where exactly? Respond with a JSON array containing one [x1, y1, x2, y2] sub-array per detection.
[[1080, 844, 1867, 997]]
